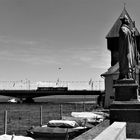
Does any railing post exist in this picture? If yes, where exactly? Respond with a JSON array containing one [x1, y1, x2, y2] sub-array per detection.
[[75, 103, 77, 112], [60, 104, 62, 119], [4, 110, 7, 134], [40, 106, 43, 126], [83, 95, 85, 112]]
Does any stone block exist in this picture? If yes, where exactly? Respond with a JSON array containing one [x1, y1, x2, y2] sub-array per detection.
[[113, 79, 138, 101], [127, 122, 140, 138], [93, 122, 126, 140], [110, 101, 140, 138]]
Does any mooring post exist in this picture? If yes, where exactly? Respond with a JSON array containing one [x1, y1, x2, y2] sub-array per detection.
[[65, 128, 69, 140], [40, 106, 43, 126], [4, 110, 7, 134]]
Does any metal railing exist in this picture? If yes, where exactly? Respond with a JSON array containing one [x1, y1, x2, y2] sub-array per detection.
[[0, 80, 104, 91], [0, 102, 98, 135]]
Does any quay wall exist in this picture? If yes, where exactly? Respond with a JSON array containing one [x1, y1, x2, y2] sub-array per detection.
[[73, 121, 126, 140]]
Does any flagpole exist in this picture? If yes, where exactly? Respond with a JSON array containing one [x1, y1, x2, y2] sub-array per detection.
[[57, 67, 62, 87], [89, 78, 93, 90], [91, 82, 93, 90]]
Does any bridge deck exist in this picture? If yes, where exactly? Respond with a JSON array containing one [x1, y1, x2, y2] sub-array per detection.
[[0, 89, 104, 99]]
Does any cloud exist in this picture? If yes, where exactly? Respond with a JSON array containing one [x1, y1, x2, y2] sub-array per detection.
[[0, 36, 37, 46], [0, 36, 111, 69], [0, 49, 62, 66], [0, 36, 63, 65], [68, 45, 110, 69]]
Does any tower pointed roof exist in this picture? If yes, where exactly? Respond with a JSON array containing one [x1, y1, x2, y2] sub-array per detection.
[[106, 8, 140, 38]]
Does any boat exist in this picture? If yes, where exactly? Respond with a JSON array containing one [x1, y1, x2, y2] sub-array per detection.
[[71, 112, 105, 125], [0, 134, 34, 140], [61, 111, 107, 129], [26, 120, 87, 139], [8, 98, 17, 103]]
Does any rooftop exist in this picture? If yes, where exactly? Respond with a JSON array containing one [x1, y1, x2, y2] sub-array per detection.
[[106, 7, 140, 38]]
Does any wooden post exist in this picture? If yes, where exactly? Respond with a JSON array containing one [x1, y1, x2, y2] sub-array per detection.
[[60, 104, 62, 119], [4, 110, 7, 134], [83, 102, 85, 112], [83, 95, 85, 112], [40, 106, 43, 126], [75, 103, 77, 112]]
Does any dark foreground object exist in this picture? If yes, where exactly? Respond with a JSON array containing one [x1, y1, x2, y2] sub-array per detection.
[[113, 79, 138, 101], [110, 79, 140, 138], [26, 125, 87, 139], [110, 101, 140, 138]]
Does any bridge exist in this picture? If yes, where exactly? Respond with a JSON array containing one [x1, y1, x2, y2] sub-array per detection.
[[0, 80, 105, 102], [0, 87, 105, 102]]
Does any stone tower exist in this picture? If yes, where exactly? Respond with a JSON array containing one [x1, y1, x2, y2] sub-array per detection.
[[106, 7, 140, 66], [101, 7, 140, 108]]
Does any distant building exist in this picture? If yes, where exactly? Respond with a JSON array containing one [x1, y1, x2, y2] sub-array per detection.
[[101, 7, 140, 108]]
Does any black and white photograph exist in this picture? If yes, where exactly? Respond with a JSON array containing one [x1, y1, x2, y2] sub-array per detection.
[[0, 0, 139, 140]]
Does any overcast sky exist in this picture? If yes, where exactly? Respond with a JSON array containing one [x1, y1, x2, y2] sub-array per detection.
[[0, 0, 139, 83]]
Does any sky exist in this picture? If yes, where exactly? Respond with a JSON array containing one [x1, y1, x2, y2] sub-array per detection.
[[0, 0, 140, 86]]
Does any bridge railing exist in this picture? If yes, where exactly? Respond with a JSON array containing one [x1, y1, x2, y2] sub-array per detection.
[[0, 80, 104, 91]]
